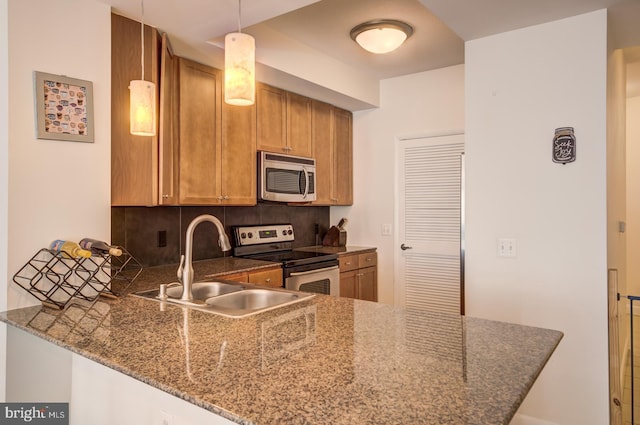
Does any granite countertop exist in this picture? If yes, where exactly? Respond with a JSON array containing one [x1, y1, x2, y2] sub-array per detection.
[[294, 245, 376, 256], [0, 279, 563, 425]]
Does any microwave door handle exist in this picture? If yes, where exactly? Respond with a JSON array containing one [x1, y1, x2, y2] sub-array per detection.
[[289, 265, 339, 277], [302, 167, 309, 199]]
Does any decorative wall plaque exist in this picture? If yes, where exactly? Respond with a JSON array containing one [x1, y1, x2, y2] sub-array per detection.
[[552, 127, 576, 164], [34, 71, 94, 143]]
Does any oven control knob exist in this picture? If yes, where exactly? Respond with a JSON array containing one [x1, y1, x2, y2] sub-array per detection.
[[248, 232, 253, 238], [240, 232, 246, 239], [287, 229, 293, 235], [282, 230, 287, 236]]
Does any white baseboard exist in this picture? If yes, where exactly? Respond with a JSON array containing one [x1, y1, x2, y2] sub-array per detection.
[[509, 413, 559, 425]]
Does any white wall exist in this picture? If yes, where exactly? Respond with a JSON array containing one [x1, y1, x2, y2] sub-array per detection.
[[331, 64, 465, 305], [4, 0, 111, 401], [0, 0, 8, 403], [465, 10, 608, 425]]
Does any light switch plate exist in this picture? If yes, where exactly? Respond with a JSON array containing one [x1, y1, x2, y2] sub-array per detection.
[[497, 238, 517, 258], [381, 224, 392, 236]]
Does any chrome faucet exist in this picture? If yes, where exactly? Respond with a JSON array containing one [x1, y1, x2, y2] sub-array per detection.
[[177, 214, 232, 301]]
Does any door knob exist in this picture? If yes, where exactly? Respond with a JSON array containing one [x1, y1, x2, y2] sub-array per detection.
[[400, 244, 413, 251]]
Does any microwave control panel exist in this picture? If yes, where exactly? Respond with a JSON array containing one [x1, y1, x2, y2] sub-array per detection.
[[233, 224, 294, 246]]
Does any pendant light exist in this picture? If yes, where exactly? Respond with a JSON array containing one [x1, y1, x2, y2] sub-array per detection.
[[350, 20, 413, 54], [224, 0, 255, 106], [129, 0, 157, 136]]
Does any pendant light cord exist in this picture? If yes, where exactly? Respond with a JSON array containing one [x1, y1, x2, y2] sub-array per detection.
[[237, 0, 242, 33], [140, 0, 145, 80]]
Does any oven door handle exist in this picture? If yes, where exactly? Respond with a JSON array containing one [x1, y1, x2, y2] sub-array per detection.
[[289, 265, 339, 277]]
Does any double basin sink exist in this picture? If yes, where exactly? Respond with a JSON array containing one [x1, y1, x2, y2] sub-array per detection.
[[133, 281, 315, 318]]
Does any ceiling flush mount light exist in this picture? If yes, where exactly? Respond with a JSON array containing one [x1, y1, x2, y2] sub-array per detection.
[[225, 0, 255, 106], [129, 0, 157, 136], [350, 19, 413, 54]]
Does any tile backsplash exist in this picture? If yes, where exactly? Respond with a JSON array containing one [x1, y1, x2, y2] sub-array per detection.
[[111, 204, 330, 267]]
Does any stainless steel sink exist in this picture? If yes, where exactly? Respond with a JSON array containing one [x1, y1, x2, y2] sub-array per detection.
[[204, 289, 310, 316], [168, 281, 243, 299], [132, 281, 315, 318]]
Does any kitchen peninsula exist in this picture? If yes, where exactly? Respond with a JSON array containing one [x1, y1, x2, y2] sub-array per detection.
[[1, 262, 562, 425]]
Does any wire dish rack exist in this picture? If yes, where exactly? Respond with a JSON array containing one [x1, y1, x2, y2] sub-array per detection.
[[12, 247, 142, 310]]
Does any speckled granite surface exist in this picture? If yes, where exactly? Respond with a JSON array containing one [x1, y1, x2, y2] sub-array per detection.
[[294, 245, 376, 256], [0, 275, 563, 425]]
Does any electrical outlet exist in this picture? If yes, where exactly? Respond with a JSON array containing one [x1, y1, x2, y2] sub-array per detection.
[[158, 230, 167, 247], [497, 238, 517, 258]]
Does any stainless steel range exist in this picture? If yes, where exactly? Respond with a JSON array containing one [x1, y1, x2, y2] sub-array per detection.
[[232, 224, 340, 296]]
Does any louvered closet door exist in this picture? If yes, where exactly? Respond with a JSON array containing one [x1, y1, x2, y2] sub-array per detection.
[[397, 134, 464, 314]]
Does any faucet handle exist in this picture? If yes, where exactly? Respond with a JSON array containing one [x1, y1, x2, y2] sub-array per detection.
[[177, 254, 185, 284]]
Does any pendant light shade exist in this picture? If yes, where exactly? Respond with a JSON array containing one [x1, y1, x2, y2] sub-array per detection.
[[129, 79, 157, 136], [350, 20, 413, 54], [225, 32, 255, 106], [130, 0, 156, 136]]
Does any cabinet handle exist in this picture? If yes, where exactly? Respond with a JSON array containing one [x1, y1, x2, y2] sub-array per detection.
[[265, 278, 271, 283], [366, 258, 372, 262], [345, 261, 351, 265], [162, 194, 169, 199], [223, 195, 230, 200], [217, 196, 223, 201], [331, 198, 338, 202]]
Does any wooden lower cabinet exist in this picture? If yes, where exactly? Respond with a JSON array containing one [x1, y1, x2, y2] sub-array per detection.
[[248, 268, 283, 288], [223, 267, 283, 289], [339, 251, 377, 302]]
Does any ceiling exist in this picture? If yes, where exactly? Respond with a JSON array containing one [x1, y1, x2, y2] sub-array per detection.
[[101, 0, 640, 108]]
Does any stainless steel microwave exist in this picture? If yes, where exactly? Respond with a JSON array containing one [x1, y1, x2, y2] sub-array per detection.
[[258, 151, 316, 202]]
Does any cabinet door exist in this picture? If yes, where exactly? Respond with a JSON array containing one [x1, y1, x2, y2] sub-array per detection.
[[358, 252, 377, 269], [248, 268, 283, 288], [222, 272, 249, 283], [339, 254, 358, 272], [111, 14, 159, 206], [158, 33, 179, 205], [357, 267, 377, 302], [221, 101, 257, 205], [257, 84, 287, 153], [287, 92, 313, 157], [340, 271, 357, 299], [312, 100, 333, 205], [333, 107, 353, 205], [178, 58, 222, 204]]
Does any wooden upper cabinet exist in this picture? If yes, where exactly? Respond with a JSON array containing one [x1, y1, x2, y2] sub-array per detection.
[[158, 33, 179, 205], [332, 107, 353, 205], [177, 58, 256, 206], [286, 92, 313, 157], [312, 100, 333, 205], [312, 102, 353, 206], [111, 13, 160, 206], [257, 84, 287, 153], [257, 83, 312, 157], [177, 58, 222, 204], [221, 100, 257, 205]]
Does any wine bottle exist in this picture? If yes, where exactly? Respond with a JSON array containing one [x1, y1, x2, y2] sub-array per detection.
[[79, 238, 123, 256], [49, 240, 92, 259]]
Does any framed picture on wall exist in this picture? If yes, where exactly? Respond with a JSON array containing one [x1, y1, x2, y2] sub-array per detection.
[[33, 71, 95, 143]]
